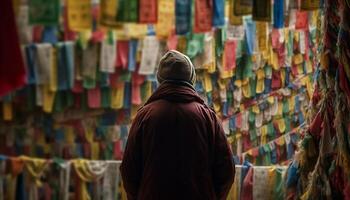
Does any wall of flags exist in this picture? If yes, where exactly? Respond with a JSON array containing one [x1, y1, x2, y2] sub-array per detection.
[[1, 0, 322, 165]]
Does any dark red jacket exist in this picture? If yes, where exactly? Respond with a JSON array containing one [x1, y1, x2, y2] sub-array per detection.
[[121, 81, 235, 200]]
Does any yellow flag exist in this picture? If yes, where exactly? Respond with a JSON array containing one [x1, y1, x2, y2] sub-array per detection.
[[293, 54, 304, 65], [281, 70, 286, 87], [289, 96, 295, 112], [65, 126, 75, 144], [306, 60, 313, 73], [256, 79, 265, 94], [123, 24, 148, 39], [213, 102, 221, 113], [43, 85, 55, 113], [207, 40, 217, 73], [3, 102, 13, 121], [156, 0, 175, 39], [111, 83, 125, 109], [228, 0, 243, 25], [50, 47, 57, 92], [271, 52, 279, 70], [242, 83, 251, 98], [277, 101, 283, 116], [252, 105, 260, 114], [267, 96, 275, 104], [256, 22, 268, 52], [203, 73, 213, 92], [91, 142, 100, 160], [278, 119, 286, 133], [67, 0, 92, 31], [100, 0, 123, 29]]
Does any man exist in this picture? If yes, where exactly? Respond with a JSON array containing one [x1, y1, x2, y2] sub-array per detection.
[[121, 50, 235, 200]]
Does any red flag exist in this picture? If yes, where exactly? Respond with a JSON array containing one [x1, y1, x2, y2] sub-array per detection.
[[139, 0, 158, 23], [224, 40, 237, 71], [194, 0, 213, 33], [295, 11, 308, 30], [0, 0, 27, 97]]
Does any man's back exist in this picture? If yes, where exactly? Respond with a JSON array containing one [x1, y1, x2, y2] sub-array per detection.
[[121, 82, 235, 200]]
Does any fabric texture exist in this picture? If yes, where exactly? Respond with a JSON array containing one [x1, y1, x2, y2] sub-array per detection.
[[121, 82, 235, 200], [0, 0, 27, 97]]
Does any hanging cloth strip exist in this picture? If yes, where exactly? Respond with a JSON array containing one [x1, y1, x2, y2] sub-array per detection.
[[213, 0, 225, 27], [17, 5, 33, 44], [194, 0, 213, 33], [273, 0, 285, 28], [139, 0, 158, 24], [28, 0, 60, 26], [229, 0, 243, 25], [156, 0, 175, 39], [35, 43, 52, 85], [244, 17, 256, 56], [99, 0, 123, 28], [100, 36, 116, 73], [301, 0, 320, 10], [233, 0, 252, 16], [116, 0, 138, 23], [175, 0, 192, 35], [252, 0, 271, 22], [56, 42, 75, 90], [66, 0, 92, 31]]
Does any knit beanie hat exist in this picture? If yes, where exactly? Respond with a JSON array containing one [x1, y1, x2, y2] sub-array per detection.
[[157, 50, 196, 86]]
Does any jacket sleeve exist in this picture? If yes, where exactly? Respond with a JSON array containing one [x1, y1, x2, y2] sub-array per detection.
[[212, 116, 235, 200], [120, 112, 144, 200]]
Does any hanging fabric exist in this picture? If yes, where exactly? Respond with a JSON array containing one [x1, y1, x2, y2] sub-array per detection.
[[175, 0, 192, 35], [194, 0, 213, 33], [274, 0, 285, 28], [100, 0, 122, 28], [233, 0, 252, 16], [139, 36, 160, 75], [213, 0, 225, 27], [139, 0, 158, 24], [252, 0, 271, 22], [116, 0, 138, 23], [28, 0, 60, 25], [301, 0, 320, 10], [0, 0, 27, 97], [67, 0, 92, 31], [229, 0, 243, 25], [156, 0, 175, 39]]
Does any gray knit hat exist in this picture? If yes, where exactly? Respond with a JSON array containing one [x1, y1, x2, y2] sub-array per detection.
[[157, 50, 196, 86]]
